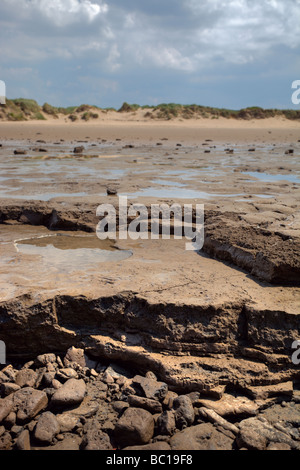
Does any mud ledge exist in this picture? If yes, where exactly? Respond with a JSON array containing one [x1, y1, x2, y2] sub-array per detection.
[[1, 292, 299, 396], [1, 200, 299, 286]]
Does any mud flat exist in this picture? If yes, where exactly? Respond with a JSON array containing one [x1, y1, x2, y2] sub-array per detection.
[[0, 120, 300, 450]]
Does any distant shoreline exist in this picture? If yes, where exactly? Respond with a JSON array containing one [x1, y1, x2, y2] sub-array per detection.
[[1, 98, 300, 123]]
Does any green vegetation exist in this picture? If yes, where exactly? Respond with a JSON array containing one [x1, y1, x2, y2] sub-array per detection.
[[1, 99, 299, 121], [81, 111, 99, 121]]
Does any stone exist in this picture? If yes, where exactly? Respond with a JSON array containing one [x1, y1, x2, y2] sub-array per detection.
[[267, 442, 292, 451], [132, 375, 168, 402], [61, 396, 99, 420], [170, 423, 234, 450], [198, 407, 239, 435], [162, 390, 178, 409], [127, 395, 163, 414], [156, 410, 176, 436], [15, 429, 31, 451], [36, 353, 57, 367], [124, 442, 171, 451], [0, 431, 13, 450], [173, 395, 195, 429], [114, 407, 155, 447], [198, 394, 259, 417], [0, 395, 14, 423], [63, 347, 97, 369], [0, 383, 21, 396], [15, 369, 38, 388], [237, 417, 297, 450], [51, 379, 86, 409], [246, 381, 294, 400], [81, 419, 113, 450], [34, 412, 60, 444], [14, 388, 48, 423], [112, 401, 129, 414], [56, 368, 78, 382], [56, 414, 79, 433], [73, 146, 84, 154], [107, 187, 118, 196], [4, 411, 16, 428], [44, 435, 82, 451], [236, 427, 267, 451]]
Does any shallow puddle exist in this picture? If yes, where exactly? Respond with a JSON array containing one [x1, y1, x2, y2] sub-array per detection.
[[15, 234, 133, 269], [122, 188, 246, 199], [242, 171, 300, 184]]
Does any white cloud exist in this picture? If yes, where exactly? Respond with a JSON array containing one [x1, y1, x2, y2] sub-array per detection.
[[30, 0, 108, 26], [106, 44, 121, 71]]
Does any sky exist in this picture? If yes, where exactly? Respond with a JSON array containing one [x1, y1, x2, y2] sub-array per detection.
[[1, 0, 300, 109]]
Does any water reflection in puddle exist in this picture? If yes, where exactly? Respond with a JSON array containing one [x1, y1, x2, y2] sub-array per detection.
[[15, 234, 133, 268], [242, 171, 300, 184], [121, 188, 246, 199]]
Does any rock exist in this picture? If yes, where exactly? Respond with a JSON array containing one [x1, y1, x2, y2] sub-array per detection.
[[56, 368, 78, 382], [34, 412, 60, 444], [15, 369, 38, 388], [236, 426, 267, 450], [51, 379, 86, 409], [112, 401, 129, 414], [237, 417, 297, 450], [170, 423, 234, 450], [59, 396, 99, 420], [185, 391, 201, 406], [156, 410, 176, 436], [0, 431, 13, 450], [81, 419, 113, 450], [63, 347, 96, 369], [132, 375, 168, 402], [114, 407, 154, 447], [0, 395, 14, 423], [162, 390, 178, 409], [260, 402, 300, 428], [73, 146, 84, 154], [107, 187, 118, 196], [198, 394, 259, 417], [267, 442, 292, 451], [14, 150, 27, 155], [0, 382, 20, 397], [4, 411, 16, 428], [56, 414, 79, 433], [124, 442, 171, 451], [245, 381, 294, 400], [127, 395, 163, 414], [44, 435, 82, 451], [102, 371, 115, 384], [198, 407, 239, 435], [14, 388, 48, 423], [173, 395, 195, 429], [36, 353, 57, 367], [15, 429, 31, 450]]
